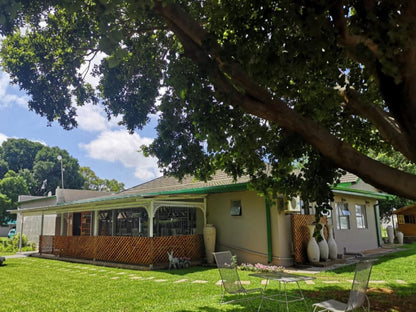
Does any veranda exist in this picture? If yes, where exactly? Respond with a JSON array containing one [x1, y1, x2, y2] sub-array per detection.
[[24, 196, 207, 267]]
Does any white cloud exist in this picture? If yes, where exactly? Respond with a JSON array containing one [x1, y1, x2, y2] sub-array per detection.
[[0, 132, 8, 144], [79, 130, 161, 181], [76, 103, 123, 132], [0, 72, 29, 109], [76, 103, 110, 132]]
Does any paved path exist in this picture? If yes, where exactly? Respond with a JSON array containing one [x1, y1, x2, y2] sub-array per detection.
[[3, 252, 37, 259]]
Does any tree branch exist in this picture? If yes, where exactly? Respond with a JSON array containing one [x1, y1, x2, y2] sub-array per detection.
[[153, 0, 416, 199], [341, 88, 416, 162], [329, 0, 380, 60]]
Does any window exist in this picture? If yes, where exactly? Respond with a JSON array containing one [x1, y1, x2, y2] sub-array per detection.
[[230, 200, 242, 216], [404, 215, 416, 224], [397, 215, 405, 224], [116, 208, 149, 236], [154, 206, 197, 236], [336, 202, 350, 230], [355, 204, 368, 229], [98, 208, 149, 236]]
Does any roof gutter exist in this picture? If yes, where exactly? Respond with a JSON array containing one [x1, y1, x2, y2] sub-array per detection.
[[332, 186, 392, 200]]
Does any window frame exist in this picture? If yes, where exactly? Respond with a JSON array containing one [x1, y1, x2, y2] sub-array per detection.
[[336, 202, 350, 230], [355, 204, 368, 229]]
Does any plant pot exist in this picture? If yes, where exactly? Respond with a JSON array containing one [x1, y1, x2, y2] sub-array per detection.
[[387, 225, 394, 244], [203, 224, 216, 264], [396, 231, 404, 245], [327, 224, 338, 260], [318, 226, 329, 261], [307, 225, 320, 263]]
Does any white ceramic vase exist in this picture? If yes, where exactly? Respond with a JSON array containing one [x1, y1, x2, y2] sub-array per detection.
[[318, 226, 329, 261], [327, 224, 338, 260], [396, 231, 404, 245], [387, 225, 394, 244], [307, 225, 320, 263], [203, 224, 216, 264]]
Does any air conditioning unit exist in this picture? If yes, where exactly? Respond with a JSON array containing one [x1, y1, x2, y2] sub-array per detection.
[[287, 196, 301, 212]]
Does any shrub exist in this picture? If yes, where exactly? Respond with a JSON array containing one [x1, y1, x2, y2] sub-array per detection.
[[0, 234, 36, 252]]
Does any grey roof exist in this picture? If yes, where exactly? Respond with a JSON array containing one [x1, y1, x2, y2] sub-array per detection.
[[119, 170, 360, 196], [339, 172, 359, 183], [119, 171, 250, 196]]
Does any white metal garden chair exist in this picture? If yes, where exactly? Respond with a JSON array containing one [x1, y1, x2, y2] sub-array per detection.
[[312, 259, 376, 312], [213, 251, 264, 311]]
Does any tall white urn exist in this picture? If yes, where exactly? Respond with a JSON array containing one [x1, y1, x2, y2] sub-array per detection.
[[387, 225, 394, 244], [203, 224, 216, 264], [396, 231, 404, 245], [318, 226, 329, 261], [307, 225, 320, 263], [327, 224, 338, 260]]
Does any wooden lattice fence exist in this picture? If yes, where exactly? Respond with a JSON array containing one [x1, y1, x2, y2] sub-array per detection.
[[39, 234, 204, 266], [292, 215, 327, 264]]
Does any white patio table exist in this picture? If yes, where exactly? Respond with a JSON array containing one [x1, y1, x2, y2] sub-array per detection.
[[249, 271, 315, 312]]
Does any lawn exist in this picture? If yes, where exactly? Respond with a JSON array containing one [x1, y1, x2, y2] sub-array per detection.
[[1, 243, 415, 312]]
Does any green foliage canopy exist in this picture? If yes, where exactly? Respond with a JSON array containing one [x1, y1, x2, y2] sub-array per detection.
[[1, 1, 416, 215], [80, 166, 125, 192]]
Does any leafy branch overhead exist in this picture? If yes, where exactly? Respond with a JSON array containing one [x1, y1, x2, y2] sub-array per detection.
[[1, 1, 416, 212]]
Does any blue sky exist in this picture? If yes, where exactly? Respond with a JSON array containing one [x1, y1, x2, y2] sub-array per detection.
[[0, 70, 162, 189]]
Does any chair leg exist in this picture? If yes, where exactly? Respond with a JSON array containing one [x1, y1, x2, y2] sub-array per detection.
[[220, 285, 225, 305], [364, 294, 371, 312], [257, 295, 264, 312], [312, 305, 322, 312]]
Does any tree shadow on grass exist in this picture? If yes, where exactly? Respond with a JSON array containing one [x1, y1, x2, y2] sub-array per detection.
[[305, 282, 416, 312]]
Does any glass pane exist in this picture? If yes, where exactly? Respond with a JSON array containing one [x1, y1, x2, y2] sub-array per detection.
[[340, 217, 349, 230], [356, 217, 364, 229]]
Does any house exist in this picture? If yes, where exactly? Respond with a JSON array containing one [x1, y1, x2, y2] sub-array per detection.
[[394, 204, 416, 242], [11, 171, 390, 267], [14, 188, 111, 245]]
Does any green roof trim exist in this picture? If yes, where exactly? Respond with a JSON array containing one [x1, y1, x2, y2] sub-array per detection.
[[332, 185, 392, 200]]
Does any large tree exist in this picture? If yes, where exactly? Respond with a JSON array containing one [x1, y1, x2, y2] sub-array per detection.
[[0, 138, 44, 173], [80, 166, 125, 192], [33, 146, 84, 193], [1, 1, 416, 211]]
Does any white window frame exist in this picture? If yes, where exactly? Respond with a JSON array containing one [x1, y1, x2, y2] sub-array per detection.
[[336, 202, 350, 230], [355, 204, 368, 229]]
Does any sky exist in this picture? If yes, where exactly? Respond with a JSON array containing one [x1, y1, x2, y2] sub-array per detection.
[[0, 69, 163, 189]]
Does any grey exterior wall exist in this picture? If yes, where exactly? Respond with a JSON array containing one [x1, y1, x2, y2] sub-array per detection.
[[16, 214, 57, 247], [206, 190, 294, 267], [331, 193, 380, 254]]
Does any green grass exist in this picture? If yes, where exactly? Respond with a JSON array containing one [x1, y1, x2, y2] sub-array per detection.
[[1, 243, 416, 311]]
